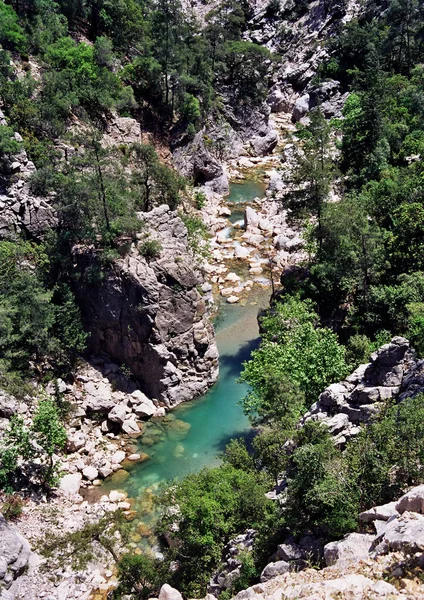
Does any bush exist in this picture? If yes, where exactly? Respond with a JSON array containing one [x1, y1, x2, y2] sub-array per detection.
[[139, 238, 162, 260], [1, 493, 24, 520]]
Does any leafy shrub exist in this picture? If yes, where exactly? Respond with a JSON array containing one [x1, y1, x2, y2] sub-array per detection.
[[139, 239, 162, 260], [1, 493, 24, 520]]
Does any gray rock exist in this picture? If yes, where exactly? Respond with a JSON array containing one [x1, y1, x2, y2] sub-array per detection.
[[0, 516, 31, 590], [83, 394, 115, 414], [0, 391, 18, 419], [382, 512, 424, 553], [360, 501, 399, 523], [292, 94, 310, 122], [324, 533, 374, 566], [74, 206, 219, 408], [66, 432, 87, 453], [260, 560, 290, 582], [396, 485, 424, 515], [250, 130, 278, 156], [276, 539, 303, 561]]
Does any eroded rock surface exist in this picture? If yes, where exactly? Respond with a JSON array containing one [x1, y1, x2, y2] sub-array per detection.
[[75, 205, 219, 407], [301, 337, 417, 445], [0, 516, 31, 594]]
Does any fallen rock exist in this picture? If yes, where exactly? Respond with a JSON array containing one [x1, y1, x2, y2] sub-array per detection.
[[0, 391, 18, 419], [0, 516, 31, 591], [324, 533, 374, 566], [292, 94, 310, 122], [158, 583, 183, 600], [108, 403, 128, 424], [360, 501, 399, 523], [396, 484, 424, 515], [66, 431, 87, 453], [260, 560, 290, 582], [250, 131, 278, 156], [59, 473, 82, 495], [82, 466, 99, 481]]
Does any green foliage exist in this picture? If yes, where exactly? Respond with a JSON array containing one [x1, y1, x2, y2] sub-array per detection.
[[180, 213, 210, 260], [285, 424, 359, 538], [139, 238, 162, 261], [0, 241, 86, 379], [157, 464, 275, 596], [287, 108, 335, 247], [240, 297, 348, 420], [113, 553, 163, 599], [0, 398, 66, 491], [347, 393, 424, 509], [1, 493, 24, 520], [0, 3, 27, 51]]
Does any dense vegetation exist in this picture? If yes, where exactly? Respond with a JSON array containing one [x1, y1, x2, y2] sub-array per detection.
[[135, 1, 424, 597], [2, 0, 424, 597]]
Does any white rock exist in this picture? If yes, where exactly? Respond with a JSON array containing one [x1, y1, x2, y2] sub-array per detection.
[[60, 473, 82, 495], [159, 584, 183, 600], [234, 245, 253, 259], [225, 272, 241, 283], [109, 490, 127, 503], [111, 450, 126, 464], [396, 484, 424, 514], [82, 466, 99, 481], [108, 403, 127, 424], [227, 296, 240, 304]]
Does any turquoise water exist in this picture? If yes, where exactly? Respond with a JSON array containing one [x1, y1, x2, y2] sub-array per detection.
[[120, 294, 268, 500], [226, 179, 267, 205]]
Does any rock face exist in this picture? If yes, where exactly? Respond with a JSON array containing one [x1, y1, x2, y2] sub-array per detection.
[[208, 530, 257, 596], [0, 117, 56, 241], [229, 485, 424, 600], [75, 205, 219, 407], [301, 337, 416, 445], [324, 533, 375, 567], [0, 516, 32, 592]]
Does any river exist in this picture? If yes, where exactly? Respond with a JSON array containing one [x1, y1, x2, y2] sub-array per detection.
[[94, 176, 271, 546]]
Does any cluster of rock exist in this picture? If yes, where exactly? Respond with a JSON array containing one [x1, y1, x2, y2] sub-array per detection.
[[200, 168, 306, 305], [74, 205, 219, 408], [0, 111, 56, 241], [208, 530, 257, 595], [228, 485, 424, 600], [173, 104, 278, 196], [0, 486, 142, 599], [301, 337, 418, 446]]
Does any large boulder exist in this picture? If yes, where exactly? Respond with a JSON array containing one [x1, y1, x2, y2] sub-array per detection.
[[74, 206, 219, 408], [360, 501, 399, 523], [260, 560, 290, 582], [324, 533, 374, 566], [158, 584, 183, 600], [396, 485, 424, 515], [0, 516, 31, 590], [59, 473, 82, 495], [0, 391, 18, 419], [382, 512, 424, 554], [250, 130, 278, 156], [292, 94, 310, 122]]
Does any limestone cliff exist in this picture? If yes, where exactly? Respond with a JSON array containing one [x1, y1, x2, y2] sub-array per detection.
[[74, 205, 219, 408]]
